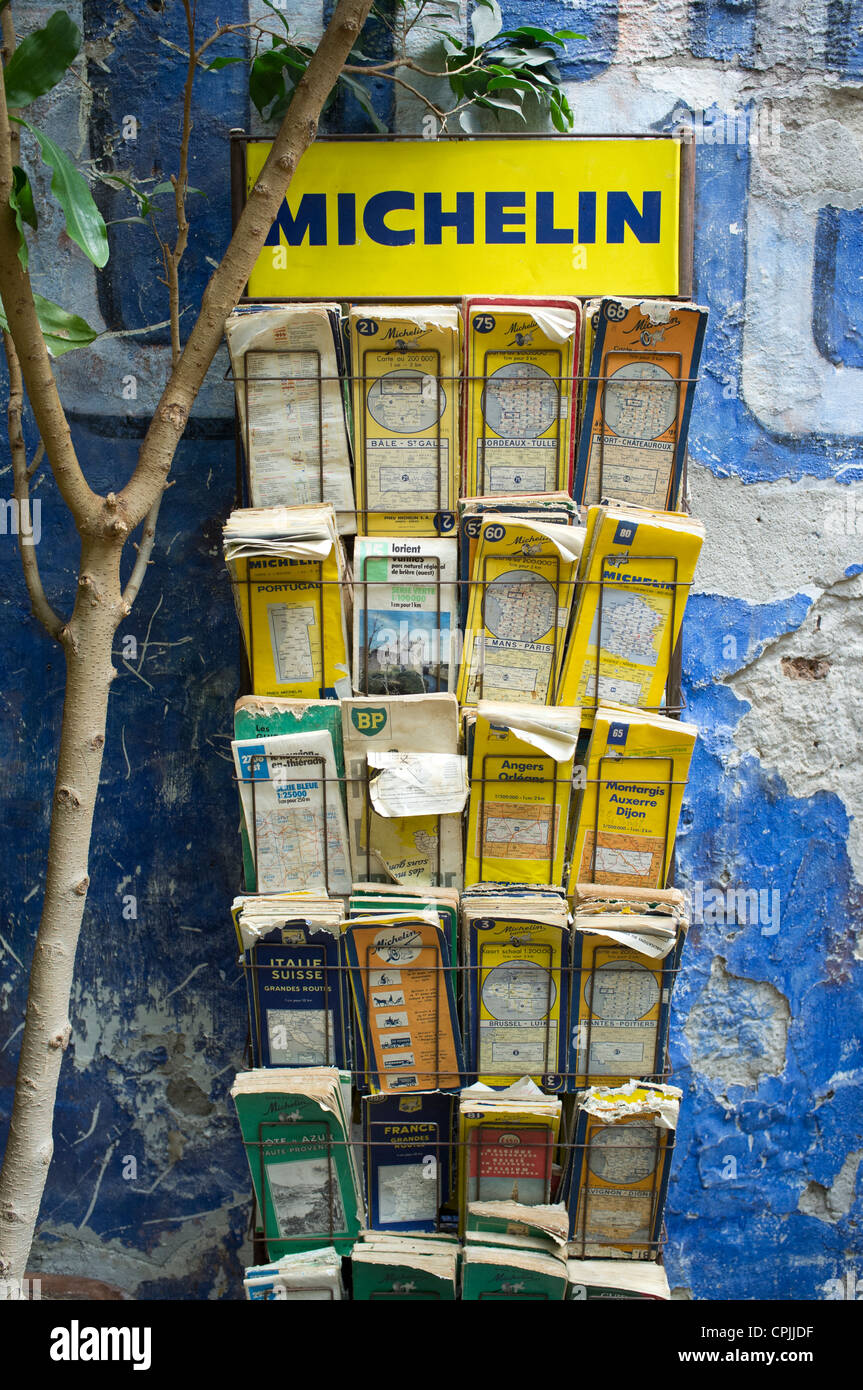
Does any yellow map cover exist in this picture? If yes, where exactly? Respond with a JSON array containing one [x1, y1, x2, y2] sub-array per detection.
[[569, 1082, 680, 1258], [575, 298, 708, 510], [223, 506, 351, 698], [457, 515, 584, 707], [556, 504, 703, 725], [464, 703, 580, 887], [570, 704, 696, 891], [570, 904, 686, 1089], [463, 298, 581, 498], [349, 305, 460, 537], [458, 1085, 562, 1232], [468, 916, 568, 1088]]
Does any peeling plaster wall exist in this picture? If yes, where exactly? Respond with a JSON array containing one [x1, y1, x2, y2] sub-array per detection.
[[1, 0, 862, 1299]]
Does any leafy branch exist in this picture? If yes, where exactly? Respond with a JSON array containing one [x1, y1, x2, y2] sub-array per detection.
[[237, 0, 583, 134]]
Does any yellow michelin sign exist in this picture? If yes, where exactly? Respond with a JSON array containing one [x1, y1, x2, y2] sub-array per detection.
[[245, 138, 681, 298]]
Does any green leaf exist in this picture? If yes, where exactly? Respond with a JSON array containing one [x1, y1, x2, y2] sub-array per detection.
[[99, 173, 139, 195], [503, 45, 558, 66], [478, 91, 526, 118], [0, 291, 99, 357], [337, 74, 387, 133], [458, 106, 484, 132], [471, 0, 503, 47], [14, 120, 109, 267], [273, 49, 311, 75], [547, 88, 573, 131], [3, 11, 82, 108], [484, 49, 531, 68], [249, 49, 289, 117], [145, 180, 206, 204], [550, 101, 568, 132], [497, 26, 585, 45], [497, 26, 558, 44], [205, 55, 247, 71], [434, 31, 465, 52], [10, 166, 37, 229], [260, 0, 292, 35], [9, 166, 37, 269], [487, 75, 534, 94]]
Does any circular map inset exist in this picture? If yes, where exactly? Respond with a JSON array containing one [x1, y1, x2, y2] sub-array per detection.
[[484, 570, 556, 643], [367, 369, 445, 434], [481, 960, 556, 1021], [602, 360, 677, 440], [481, 361, 559, 438], [587, 1123, 657, 1185], [584, 960, 660, 1021]]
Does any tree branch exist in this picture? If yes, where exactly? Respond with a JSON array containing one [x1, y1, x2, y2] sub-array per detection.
[[122, 0, 197, 608], [1, 6, 19, 168], [3, 330, 65, 640], [118, 0, 377, 530], [121, 499, 162, 608], [166, 0, 197, 367], [26, 439, 45, 480], [0, 53, 101, 533]]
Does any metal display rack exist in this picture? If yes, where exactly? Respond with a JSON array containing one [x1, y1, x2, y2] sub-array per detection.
[[226, 128, 696, 1297], [226, 356, 699, 532], [239, 936, 682, 1089], [240, 1125, 674, 1267], [227, 565, 688, 710]]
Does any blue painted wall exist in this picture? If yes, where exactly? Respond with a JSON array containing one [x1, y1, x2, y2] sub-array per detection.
[[1, 0, 861, 1299]]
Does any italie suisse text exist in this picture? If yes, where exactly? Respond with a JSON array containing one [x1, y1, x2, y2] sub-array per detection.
[[265, 190, 663, 249]]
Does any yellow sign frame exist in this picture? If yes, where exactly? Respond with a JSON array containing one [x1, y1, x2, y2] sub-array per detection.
[[236, 136, 688, 300]]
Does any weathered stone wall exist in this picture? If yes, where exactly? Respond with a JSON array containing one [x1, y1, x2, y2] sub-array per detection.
[[0, 0, 860, 1299]]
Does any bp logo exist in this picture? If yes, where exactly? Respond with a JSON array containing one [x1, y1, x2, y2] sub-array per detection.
[[351, 706, 387, 735]]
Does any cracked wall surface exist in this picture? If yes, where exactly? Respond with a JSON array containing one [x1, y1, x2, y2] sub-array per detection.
[[684, 958, 791, 1090], [1, 0, 862, 1300]]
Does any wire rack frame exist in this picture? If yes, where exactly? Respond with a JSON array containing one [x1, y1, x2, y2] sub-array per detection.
[[240, 1122, 675, 1262], [225, 352, 701, 524], [224, 548, 690, 718], [237, 918, 684, 1089]]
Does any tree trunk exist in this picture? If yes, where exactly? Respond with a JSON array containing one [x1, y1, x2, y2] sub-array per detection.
[[0, 0, 374, 1295], [0, 545, 122, 1293]]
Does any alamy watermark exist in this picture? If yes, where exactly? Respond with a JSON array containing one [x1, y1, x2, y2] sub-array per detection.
[[0, 497, 41, 546], [824, 490, 863, 538], [0, 1276, 41, 1300], [822, 1267, 863, 1300], [672, 101, 781, 151], [686, 881, 781, 937]]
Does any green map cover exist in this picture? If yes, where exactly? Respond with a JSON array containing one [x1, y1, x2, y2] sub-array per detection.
[[232, 1078, 360, 1258]]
